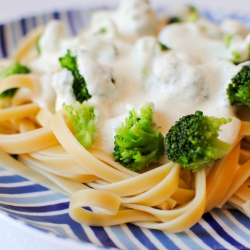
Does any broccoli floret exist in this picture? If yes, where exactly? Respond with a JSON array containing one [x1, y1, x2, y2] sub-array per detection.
[[223, 34, 233, 48], [165, 111, 232, 172], [113, 103, 165, 172], [187, 6, 199, 22], [0, 62, 30, 81], [158, 42, 171, 51], [63, 101, 95, 149], [168, 16, 182, 24], [167, 5, 199, 24], [59, 50, 91, 103], [0, 62, 31, 98], [227, 65, 250, 107]]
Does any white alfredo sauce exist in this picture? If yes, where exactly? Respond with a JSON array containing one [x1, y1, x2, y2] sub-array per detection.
[[28, 0, 247, 158]]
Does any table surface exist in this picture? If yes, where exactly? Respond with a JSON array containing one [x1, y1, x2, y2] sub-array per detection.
[[0, 0, 250, 24], [0, 0, 250, 249]]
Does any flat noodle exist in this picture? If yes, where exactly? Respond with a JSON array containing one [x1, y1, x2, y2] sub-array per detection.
[[29, 155, 92, 175], [25, 162, 89, 196], [120, 164, 180, 206], [18, 118, 37, 132], [36, 107, 53, 127], [87, 162, 175, 196], [19, 154, 98, 183], [239, 149, 250, 164], [0, 103, 39, 122], [30, 149, 93, 174], [89, 148, 138, 177], [0, 126, 58, 154], [217, 159, 250, 208], [171, 188, 195, 205], [13, 26, 44, 61], [127, 169, 206, 232], [205, 143, 240, 212], [228, 195, 245, 213], [240, 121, 250, 137], [0, 75, 33, 93], [0, 149, 69, 197], [242, 199, 250, 217], [165, 198, 177, 209], [69, 189, 159, 227], [235, 184, 250, 201], [122, 172, 203, 222]]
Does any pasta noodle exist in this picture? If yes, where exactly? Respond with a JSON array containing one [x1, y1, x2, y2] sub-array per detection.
[[1, 0, 250, 234]]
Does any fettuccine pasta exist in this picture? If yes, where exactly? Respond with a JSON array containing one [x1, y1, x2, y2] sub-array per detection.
[[1, 0, 250, 233]]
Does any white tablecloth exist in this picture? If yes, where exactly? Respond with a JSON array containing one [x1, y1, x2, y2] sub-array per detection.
[[0, 0, 250, 249], [0, 210, 103, 250]]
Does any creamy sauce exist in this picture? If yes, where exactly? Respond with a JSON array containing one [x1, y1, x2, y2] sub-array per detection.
[[25, 0, 248, 158]]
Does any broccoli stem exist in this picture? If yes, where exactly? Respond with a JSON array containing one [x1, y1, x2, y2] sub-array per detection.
[[210, 137, 233, 160]]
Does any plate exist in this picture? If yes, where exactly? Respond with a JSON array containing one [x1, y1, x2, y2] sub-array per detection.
[[1, 5, 250, 250]]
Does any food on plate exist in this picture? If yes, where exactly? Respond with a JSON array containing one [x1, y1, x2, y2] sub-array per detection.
[[1, 0, 250, 233]]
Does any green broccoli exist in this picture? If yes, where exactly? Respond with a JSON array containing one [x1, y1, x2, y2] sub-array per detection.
[[158, 42, 171, 51], [63, 101, 95, 149], [223, 34, 233, 48], [227, 65, 250, 107], [0, 62, 31, 98], [165, 111, 232, 172], [231, 51, 241, 62], [168, 16, 182, 24], [113, 103, 165, 172], [59, 50, 91, 103], [167, 5, 199, 24], [187, 6, 199, 22]]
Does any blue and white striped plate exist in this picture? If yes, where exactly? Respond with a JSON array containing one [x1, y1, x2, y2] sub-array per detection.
[[1, 7, 250, 250]]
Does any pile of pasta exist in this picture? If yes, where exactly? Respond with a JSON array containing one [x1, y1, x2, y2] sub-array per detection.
[[1, 27, 250, 233]]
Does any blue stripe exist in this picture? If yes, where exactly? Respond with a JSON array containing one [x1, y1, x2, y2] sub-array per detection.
[[176, 231, 205, 250], [150, 229, 179, 249], [0, 25, 7, 57], [11, 212, 91, 243], [213, 209, 250, 243], [0, 175, 27, 184], [0, 201, 69, 213], [41, 13, 48, 25], [0, 184, 48, 194], [90, 226, 117, 249], [75, 11, 84, 30], [190, 220, 222, 248], [127, 224, 158, 250], [227, 209, 250, 229], [0, 191, 66, 204], [10, 22, 17, 47], [27, 223, 51, 234], [109, 225, 141, 250], [20, 18, 27, 35], [203, 212, 247, 249], [28, 221, 73, 238], [31, 16, 37, 28], [70, 222, 91, 242], [53, 11, 61, 20], [66, 11, 76, 36]]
